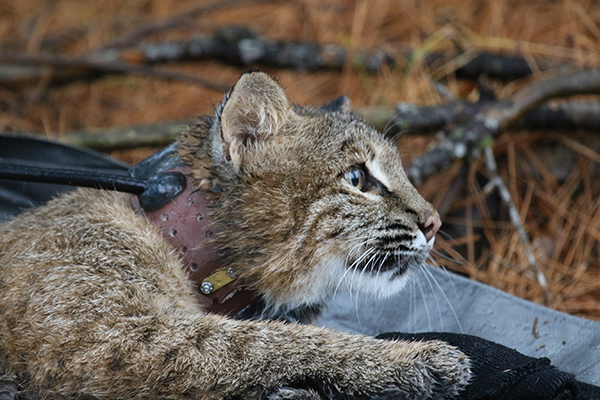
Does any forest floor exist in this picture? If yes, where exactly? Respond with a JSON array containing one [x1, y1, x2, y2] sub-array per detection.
[[1, 0, 599, 320]]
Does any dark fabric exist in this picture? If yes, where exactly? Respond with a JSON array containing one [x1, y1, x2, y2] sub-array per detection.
[[376, 332, 600, 400]]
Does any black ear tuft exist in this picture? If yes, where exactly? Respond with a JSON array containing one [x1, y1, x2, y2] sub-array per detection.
[[320, 95, 351, 113]]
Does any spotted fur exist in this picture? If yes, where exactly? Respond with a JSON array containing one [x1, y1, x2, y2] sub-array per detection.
[[0, 72, 469, 399]]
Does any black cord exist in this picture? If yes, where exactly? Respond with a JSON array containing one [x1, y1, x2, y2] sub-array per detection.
[[0, 164, 147, 194]]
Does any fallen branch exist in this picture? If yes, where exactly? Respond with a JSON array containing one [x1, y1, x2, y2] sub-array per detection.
[[60, 120, 192, 151], [360, 100, 600, 136], [121, 25, 392, 72], [489, 69, 600, 131], [0, 52, 231, 92], [405, 70, 600, 185], [4, 70, 597, 153], [360, 102, 481, 135], [95, 0, 274, 51], [0, 26, 389, 89], [425, 51, 558, 82], [24, 100, 600, 152], [0, 25, 569, 88], [121, 32, 564, 80], [123, 28, 565, 79]]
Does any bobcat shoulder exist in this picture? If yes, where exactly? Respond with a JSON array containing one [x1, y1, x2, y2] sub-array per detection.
[[0, 72, 470, 399]]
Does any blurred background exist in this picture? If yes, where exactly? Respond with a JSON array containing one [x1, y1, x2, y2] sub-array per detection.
[[1, 0, 599, 320]]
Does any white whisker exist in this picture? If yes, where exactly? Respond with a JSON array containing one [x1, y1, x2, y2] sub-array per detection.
[[421, 259, 464, 334], [408, 275, 415, 332], [412, 275, 432, 332], [376, 252, 390, 276], [417, 265, 444, 331], [333, 240, 374, 299], [363, 251, 379, 274]]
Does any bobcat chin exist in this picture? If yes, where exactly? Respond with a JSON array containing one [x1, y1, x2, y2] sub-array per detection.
[[0, 72, 469, 399]]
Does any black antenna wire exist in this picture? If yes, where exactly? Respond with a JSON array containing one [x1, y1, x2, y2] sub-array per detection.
[[0, 164, 148, 194]]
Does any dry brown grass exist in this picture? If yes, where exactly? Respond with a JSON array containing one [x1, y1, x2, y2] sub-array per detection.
[[1, 0, 599, 320], [416, 132, 600, 320]]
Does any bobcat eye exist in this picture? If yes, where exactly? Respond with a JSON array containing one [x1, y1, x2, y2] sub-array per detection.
[[344, 167, 365, 190]]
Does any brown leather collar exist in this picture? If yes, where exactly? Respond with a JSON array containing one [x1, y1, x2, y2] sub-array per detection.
[[131, 167, 257, 315]]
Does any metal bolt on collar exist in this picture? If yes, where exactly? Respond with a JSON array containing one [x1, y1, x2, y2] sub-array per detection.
[[200, 281, 214, 295]]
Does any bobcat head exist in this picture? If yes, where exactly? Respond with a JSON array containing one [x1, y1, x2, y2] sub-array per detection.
[[179, 72, 440, 313]]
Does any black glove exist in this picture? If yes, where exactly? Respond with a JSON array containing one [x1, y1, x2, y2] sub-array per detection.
[[376, 332, 600, 400]]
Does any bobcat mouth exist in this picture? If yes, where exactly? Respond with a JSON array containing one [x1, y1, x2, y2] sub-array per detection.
[[348, 229, 435, 277], [351, 251, 425, 276]]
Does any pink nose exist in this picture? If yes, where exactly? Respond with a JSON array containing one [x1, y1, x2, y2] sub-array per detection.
[[419, 214, 441, 241]]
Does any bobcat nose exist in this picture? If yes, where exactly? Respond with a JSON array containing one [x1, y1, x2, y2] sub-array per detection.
[[418, 214, 441, 242]]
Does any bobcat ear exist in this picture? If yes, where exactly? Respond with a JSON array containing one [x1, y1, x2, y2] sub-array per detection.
[[219, 72, 290, 167]]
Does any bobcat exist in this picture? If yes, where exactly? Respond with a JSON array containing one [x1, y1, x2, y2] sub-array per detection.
[[0, 72, 470, 399]]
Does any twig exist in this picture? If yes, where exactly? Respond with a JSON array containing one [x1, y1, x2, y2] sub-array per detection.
[[95, 0, 274, 51], [360, 100, 600, 137], [481, 146, 552, 303], [60, 120, 193, 151], [1, 27, 571, 88], [429, 51, 570, 82], [405, 70, 600, 185], [431, 79, 457, 102], [24, 100, 600, 152], [436, 162, 467, 218], [120, 33, 564, 79], [359, 102, 479, 135], [128, 33, 565, 79], [488, 69, 600, 131], [122, 25, 390, 73], [0, 52, 231, 92], [428, 51, 533, 81]]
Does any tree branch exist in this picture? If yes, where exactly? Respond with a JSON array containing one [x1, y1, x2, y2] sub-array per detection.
[[490, 69, 600, 131], [8, 99, 593, 152], [118, 33, 565, 80], [425, 51, 559, 82], [124, 25, 392, 72], [0, 24, 570, 89], [95, 0, 275, 51], [360, 100, 600, 137], [404, 70, 600, 185], [59, 120, 192, 151], [0, 52, 231, 92]]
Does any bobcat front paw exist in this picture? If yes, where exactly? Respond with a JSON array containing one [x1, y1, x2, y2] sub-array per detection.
[[402, 340, 471, 399]]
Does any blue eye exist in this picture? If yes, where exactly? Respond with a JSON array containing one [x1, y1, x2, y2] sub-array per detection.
[[344, 167, 365, 190]]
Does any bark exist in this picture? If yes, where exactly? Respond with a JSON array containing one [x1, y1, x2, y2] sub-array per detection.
[[360, 100, 600, 137], [60, 120, 193, 151], [0, 52, 230, 92], [127, 25, 391, 73], [11, 99, 596, 153], [94, 0, 276, 51], [0, 25, 567, 88], [405, 70, 600, 185]]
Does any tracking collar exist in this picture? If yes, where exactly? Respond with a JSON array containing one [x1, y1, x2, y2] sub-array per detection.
[[130, 144, 257, 315]]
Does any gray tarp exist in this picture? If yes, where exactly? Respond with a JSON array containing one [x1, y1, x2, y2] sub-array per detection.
[[318, 266, 600, 385]]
